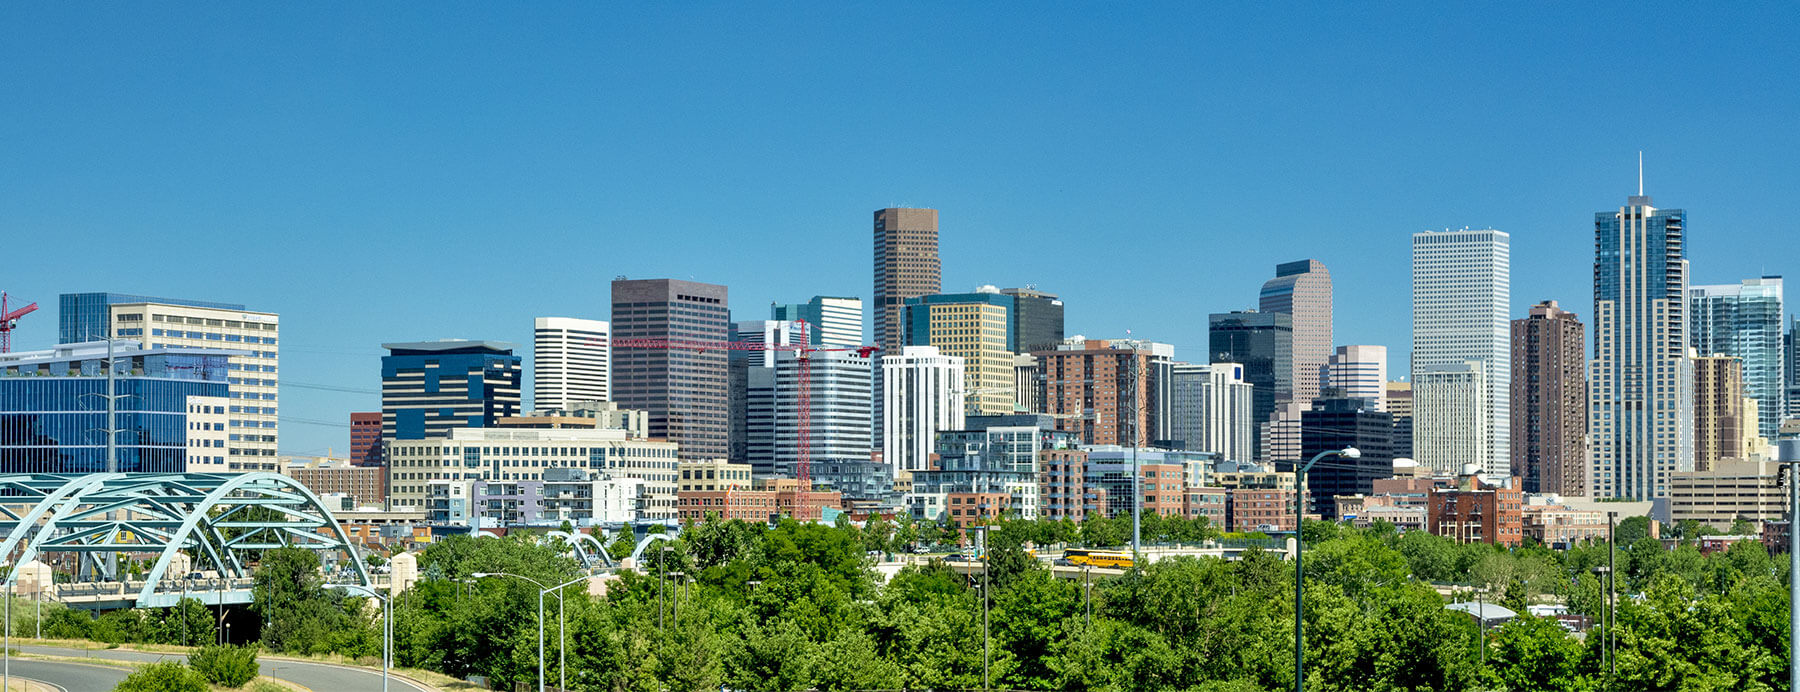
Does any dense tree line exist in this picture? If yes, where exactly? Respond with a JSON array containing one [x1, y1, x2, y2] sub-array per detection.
[[18, 512, 1793, 691]]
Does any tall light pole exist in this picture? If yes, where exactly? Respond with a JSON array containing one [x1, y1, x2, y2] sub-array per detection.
[[1293, 446, 1360, 692], [1787, 455, 1800, 692], [543, 574, 589, 692], [5, 575, 12, 692], [328, 584, 391, 692], [472, 572, 549, 692]]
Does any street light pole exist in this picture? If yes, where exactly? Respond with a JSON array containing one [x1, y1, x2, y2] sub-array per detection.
[[541, 574, 589, 692], [1607, 511, 1617, 682], [327, 584, 391, 692], [1293, 446, 1360, 692], [472, 572, 552, 692]]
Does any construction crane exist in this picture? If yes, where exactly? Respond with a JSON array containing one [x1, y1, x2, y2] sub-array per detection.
[[613, 319, 879, 496], [0, 292, 39, 353]]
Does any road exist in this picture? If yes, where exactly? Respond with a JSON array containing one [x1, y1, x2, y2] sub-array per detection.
[[16, 644, 435, 691], [4, 658, 130, 691]]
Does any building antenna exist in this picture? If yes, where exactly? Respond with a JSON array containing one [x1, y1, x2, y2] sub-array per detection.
[[1638, 151, 1643, 196]]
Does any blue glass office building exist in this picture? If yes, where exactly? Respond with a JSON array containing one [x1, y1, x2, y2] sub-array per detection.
[[59, 293, 244, 344], [381, 341, 522, 441], [0, 342, 232, 473]]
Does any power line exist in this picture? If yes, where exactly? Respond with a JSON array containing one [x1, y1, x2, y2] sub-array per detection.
[[284, 381, 379, 394]]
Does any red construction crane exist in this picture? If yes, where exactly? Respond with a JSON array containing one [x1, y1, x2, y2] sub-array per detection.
[[0, 292, 39, 354], [613, 319, 878, 496]]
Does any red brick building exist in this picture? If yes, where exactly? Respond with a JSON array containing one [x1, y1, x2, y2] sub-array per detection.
[[350, 412, 384, 467], [1228, 488, 1297, 532], [677, 477, 842, 522], [1428, 474, 1524, 546], [1037, 449, 1087, 521], [946, 492, 1012, 527]]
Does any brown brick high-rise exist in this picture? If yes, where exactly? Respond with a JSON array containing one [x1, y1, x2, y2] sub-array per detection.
[[1510, 300, 1587, 495], [873, 208, 941, 353], [611, 278, 730, 461], [873, 208, 940, 449]]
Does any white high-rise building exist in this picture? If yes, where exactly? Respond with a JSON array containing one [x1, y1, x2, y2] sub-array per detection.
[[883, 346, 966, 472], [1170, 362, 1255, 462], [769, 349, 872, 476], [532, 317, 610, 409], [772, 296, 864, 348], [735, 320, 804, 473], [1412, 229, 1510, 474], [1591, 189, 1693, 499], [106, 301, 280, 472], [1414, 361, 1488, 474], [1322, 345, 1388, 410]]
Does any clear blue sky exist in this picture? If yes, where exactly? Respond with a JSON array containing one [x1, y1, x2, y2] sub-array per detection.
[[4, 4, 1796, 456]]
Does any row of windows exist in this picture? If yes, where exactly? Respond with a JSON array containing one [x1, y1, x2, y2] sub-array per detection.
[[144, 329, 278, 344]]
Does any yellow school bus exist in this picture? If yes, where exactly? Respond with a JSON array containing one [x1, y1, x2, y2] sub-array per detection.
[[1063, 548, 1133, 569]]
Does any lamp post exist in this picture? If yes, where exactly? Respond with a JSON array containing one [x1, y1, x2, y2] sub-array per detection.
[[1293, 446, 1360, 692], [543, 574, 589, 692], [473, 572, 548, 692], [327, 584, 391, 692], [1593, 565, 1611, 677], [5, 575, 12, 692]]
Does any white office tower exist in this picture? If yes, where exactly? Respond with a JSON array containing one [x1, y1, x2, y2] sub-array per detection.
[[532, 317, 610, 409], [1323, 345, 1388, 410], [735, 320, 804, 472], [1412, 229, 1510, 473], [1591, 189, 1693, 499], [769, 350, 872, 476], [1170, 362, 1255, 462], [773, 296, 865, 348], [883, 346, 966, 472], [1414, 361, 1488, 474]]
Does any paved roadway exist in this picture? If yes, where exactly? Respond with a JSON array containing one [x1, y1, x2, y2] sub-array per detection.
[[4, 658, 131, 691], [16, 644, 435, 691]]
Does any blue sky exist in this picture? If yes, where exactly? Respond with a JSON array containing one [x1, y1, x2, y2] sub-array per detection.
[[4, 4, 1797, 456]]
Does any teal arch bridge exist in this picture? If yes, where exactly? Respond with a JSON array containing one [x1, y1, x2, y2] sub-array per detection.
[[0, 472, 371, 609]]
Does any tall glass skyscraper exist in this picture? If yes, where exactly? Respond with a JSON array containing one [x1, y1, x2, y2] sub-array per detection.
[[1411, 229, 1510, 474], [770, 296, 863, 348], [1689, 277, 1784, 440], [1590, 192, 1692, 499]]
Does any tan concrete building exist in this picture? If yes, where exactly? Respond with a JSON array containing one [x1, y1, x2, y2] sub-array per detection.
[[1693, 356, 1748, 472], [1510, 300, 1587, 496], [1670, 458, 1785, 529], [678, 459, 753, 494]]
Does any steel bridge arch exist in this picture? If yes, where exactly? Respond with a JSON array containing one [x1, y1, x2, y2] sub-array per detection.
[[0, 472, 371, 607]]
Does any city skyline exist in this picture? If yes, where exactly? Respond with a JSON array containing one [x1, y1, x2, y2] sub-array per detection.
[[5, 5, 1797, 457]]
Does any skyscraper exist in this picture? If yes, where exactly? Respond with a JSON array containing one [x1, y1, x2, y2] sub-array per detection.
[[882, 346, 966, 473], [873, 208, 942, 449], [1208, 310, 1293, 460], [1689, 277, 1784, 439], [1168, 362, 1255, 462], [1413, 361, 1487, 474], [1590, 189, 1692, 499], [768, 350, 872, 477], [1000, 287, 1065, 354], [731, 320, 803, 468], [1386, 381, 1414, 459], [1411, 229, 1510, 474], [61, 294, 282, 472], [611, 278, 731, 461], [1035, 338, 1173, 446], [1510, 300, 1587, 496], [381, 340, 522, 440], [1692, 355, 1747, 471], [1322, 345, 1388, 410], [904, 289, 1016, 415], [1301, 396, 1395, 519], [771, 296, 864, 348], [1259, 260, 1333, 406], [532, 317, 610, 410]]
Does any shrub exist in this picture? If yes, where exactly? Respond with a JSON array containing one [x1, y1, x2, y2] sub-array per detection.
[[189, 643, 261, 687], [113, 660, 209, 692]]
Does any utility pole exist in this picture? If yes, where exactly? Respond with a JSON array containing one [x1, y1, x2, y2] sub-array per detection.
[[1607, 511, 1617, 682], [1128, 346, 1141, 556]]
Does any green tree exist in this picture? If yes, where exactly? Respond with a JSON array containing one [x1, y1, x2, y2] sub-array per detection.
[[1486, 616, 1588, 692], [251, 547, 353, 654], [112, 661, 209, 692], [1615, 515, 1653, 545], [188, 644, 260, 687]]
